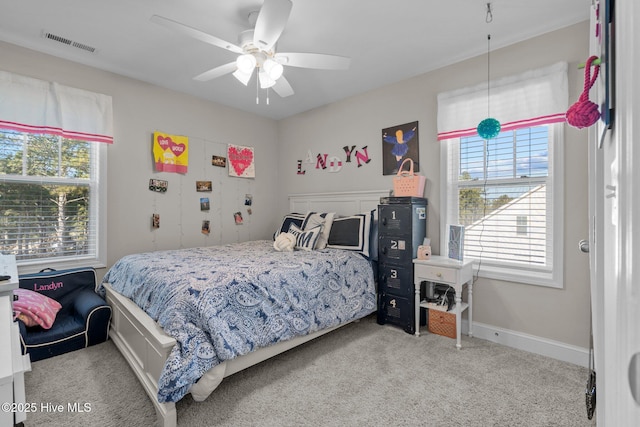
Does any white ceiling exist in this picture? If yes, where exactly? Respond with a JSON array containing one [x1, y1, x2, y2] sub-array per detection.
[[0, 0, 590, 120]]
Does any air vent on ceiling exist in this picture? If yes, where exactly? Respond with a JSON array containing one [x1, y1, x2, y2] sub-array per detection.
[[41, 31, 97, 53]]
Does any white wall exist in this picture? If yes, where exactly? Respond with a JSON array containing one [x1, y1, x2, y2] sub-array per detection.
[[278, 22, 592, 349], [0, 40, 280, 275]]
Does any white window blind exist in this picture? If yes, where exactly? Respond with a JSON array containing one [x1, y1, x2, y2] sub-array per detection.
[[449, 125, 552, 259], [0, 131, 105, 267], [443, 125, 563, 287]]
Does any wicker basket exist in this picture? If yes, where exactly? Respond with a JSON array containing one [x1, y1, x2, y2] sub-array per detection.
[[428, 307, 456, 339]]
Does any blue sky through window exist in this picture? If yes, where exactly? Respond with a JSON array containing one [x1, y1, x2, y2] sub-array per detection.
[[460, 126, 549, 182]]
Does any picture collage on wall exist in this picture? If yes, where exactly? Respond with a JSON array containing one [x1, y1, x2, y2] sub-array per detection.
[[149, 132, 256, 236]]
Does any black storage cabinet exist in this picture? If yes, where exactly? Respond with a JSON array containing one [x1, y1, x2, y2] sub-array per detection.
[[377, 196, 427, 334]]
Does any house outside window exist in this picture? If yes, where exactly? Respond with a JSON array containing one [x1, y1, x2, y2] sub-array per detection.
[[442, 124, 564, 288]]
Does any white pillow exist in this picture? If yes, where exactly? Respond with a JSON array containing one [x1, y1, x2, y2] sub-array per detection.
[[273, 233, 296, 252], [301, 212, 335, 249], [288, 224, 322, 251]]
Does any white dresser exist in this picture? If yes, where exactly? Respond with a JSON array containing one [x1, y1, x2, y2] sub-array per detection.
[[1, 256, 31, 426]]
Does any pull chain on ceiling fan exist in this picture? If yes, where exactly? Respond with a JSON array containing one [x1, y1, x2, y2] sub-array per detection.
[[150, 0, 351, 101]]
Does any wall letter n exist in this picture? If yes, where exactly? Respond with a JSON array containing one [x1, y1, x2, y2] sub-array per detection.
[[316, 153, 328, 169], [354, 146, 371, 167]]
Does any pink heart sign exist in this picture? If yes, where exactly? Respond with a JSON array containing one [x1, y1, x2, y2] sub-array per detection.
[[153, 132, 189, 174], [157, 136, 186, 157], [157, 136, 171, 150], [228, 145, 254, 177], [168, 139, 186, 157]]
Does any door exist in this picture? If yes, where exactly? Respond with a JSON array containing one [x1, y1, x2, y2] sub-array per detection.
[[588, 0, 640, 424]]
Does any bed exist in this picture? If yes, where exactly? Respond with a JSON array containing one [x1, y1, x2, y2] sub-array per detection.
[[101, 190, 388, 427]]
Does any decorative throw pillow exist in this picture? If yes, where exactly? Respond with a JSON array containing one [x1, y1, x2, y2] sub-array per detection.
[[301, 212, 335, 249], [288, 224, 322, 251], [326, 213, 371, 257], [273, 232, 296, 252], [274, 213, 306, 240], [12, 288, 62, 329]]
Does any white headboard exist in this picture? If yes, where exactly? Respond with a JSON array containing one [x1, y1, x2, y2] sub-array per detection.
[[288, 190, 390, 215]]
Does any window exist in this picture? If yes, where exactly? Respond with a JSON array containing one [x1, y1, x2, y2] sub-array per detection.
[[442, 124, 563, 287], [0, 71, 111, 271], [437, 62, 567, 288], [0, 130, 106, 270], [516, 216, 528, 236]]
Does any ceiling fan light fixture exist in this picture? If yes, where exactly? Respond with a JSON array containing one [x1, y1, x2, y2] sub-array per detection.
[[232, 68, 253, 86], [263, 58, 283, 80], [236, 53, 257, 73], [258, 70, 276, 89], [151, 0, 351, 101]]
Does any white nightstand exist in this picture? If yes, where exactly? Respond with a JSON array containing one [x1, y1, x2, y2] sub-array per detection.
[[413, 256, 474, 349]]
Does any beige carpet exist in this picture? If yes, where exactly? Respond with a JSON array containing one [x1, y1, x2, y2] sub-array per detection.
[[23, 315, 596, 427]]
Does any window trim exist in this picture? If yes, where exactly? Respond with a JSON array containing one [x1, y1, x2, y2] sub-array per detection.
[[3, 139, 107, 274], [440, 124, 564, 288]]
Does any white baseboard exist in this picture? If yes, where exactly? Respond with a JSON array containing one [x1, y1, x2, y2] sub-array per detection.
[[462, 320, 590, 368]]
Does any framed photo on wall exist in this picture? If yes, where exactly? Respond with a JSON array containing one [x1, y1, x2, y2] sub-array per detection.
[[594, 0, 615, 133], [381, 121, 419, 175]]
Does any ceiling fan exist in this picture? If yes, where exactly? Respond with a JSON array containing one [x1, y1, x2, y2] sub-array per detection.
[[150, 0, 351, 100]]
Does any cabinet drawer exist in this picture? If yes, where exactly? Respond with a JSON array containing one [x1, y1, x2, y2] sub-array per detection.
[[414, 263, 458, 285], [378, 204, 427, 238], [379, 235, 416, 263], [377, 293, 415, 334], [378, 264, 413, 297]]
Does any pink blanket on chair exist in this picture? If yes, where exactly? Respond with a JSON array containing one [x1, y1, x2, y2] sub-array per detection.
[[12, 288, 62, 329]]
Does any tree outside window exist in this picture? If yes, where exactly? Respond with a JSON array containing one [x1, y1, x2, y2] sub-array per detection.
[[0, 131, 97, 262]]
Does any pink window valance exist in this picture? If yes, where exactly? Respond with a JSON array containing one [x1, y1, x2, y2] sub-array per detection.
[[0, 71, 113, 143], [437, 62, 568, 141]]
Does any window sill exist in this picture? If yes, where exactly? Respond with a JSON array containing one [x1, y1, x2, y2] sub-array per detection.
[[17, 257, 106, 275], [472, 262, 563, 289]]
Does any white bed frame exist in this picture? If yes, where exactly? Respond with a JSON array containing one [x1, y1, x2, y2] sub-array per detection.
[[104, 190, 389, 427]]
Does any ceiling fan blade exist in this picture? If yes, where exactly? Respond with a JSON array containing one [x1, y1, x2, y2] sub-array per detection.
[[272, 75, 294, 98], [253, 0, 292, 52], [150, 15, 244, 54], [194, 62, 237, 82], [275, 52, 351, 70]]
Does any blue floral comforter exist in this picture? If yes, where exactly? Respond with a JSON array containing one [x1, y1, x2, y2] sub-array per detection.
[[101, 240, 376, 403]]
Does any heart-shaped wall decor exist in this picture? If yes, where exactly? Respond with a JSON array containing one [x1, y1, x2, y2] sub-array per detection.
[[228, 145, 254, 177], [169, 139, 186, 157], [157, 136, 171, 150]]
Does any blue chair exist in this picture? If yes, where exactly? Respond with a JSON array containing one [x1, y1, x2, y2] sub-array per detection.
[[16, 267, 112, 362]]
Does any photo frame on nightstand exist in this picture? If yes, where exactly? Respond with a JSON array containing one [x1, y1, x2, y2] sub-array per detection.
[[447, 224, 465, 262]]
